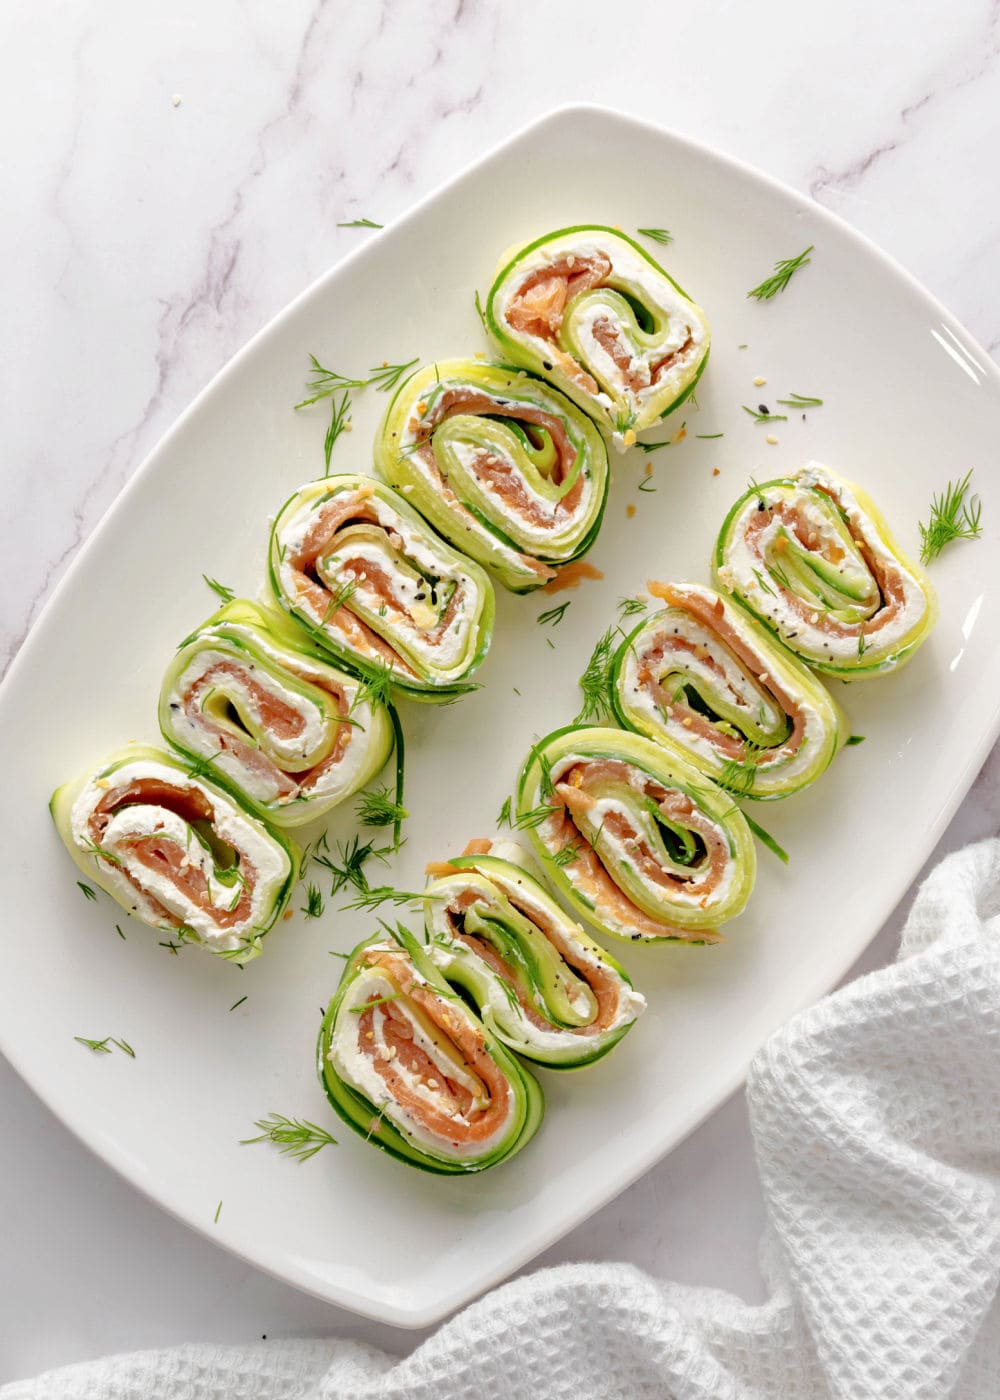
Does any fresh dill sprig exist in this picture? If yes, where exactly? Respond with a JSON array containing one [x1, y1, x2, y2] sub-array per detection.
[[751, 567, 776, 598], [770, 561, 793, 594], [321, 577, 359, 626], [301, 884, 325, 919], [575, 626, 618, 724], [746, 245, 814, 301], [637, 227, 673, 244], [513, 803, 556, 831], [185, 747, 224, 781], [115, 924, 126, 940], [241, 1113, 338, 1163], [351, 664, 397, 715], [337, 217, 383, 228], [717, 741, 766, 798], [323, 391, 352, 474], [73, 1035, 134, 1058], [295, 355, 418, 410], [313, 834, 392, 897], [348, 992, 401, 1015], [368, 359, 419, 392], [846, 735, 866, 746], [77, 882, 98, 901], [634, 439, 670, 454], [551, 841, 582, 868], [857, 631, 868, 661], [355, 783, 409, 830], [743, 813, 790, 865], [637, 477, 656, 493], [613, 407, 638, 435], [214, 1200, 223, 1223], [695, 432, 725, 439], [776, 392, 823, 408], [229, 995, 248, 1012], [203, 575, 236, 605], [158, 939, 183, 955], [537, 602, 571, 627], [918, 471, 983, 564], [742, 405, 788, 425], [617, 596, 647, 619], [497, 796, 512, 828], [339, 885, 425, 913], [475, 289, 489, 332]]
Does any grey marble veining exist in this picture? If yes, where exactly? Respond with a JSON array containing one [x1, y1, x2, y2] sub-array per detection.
[[3, 0, 1000, 1382]]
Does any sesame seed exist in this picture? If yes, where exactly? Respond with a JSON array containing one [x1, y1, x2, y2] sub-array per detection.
[[766, 434, 778, 445], [626, 504, 636, 518], [623, 429, 637, 446], [712, 467, 720, 476], [753, 376, 766, 386]]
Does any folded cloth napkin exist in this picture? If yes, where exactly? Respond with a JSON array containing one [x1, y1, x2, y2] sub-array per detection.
[[6, 839, 1000, 1400]]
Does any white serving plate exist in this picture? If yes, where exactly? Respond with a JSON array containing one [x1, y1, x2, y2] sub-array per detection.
[[2, 105, 998, 1328]]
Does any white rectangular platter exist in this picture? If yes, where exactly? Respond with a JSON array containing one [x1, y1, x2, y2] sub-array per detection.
[[1, 105, 998, 1326]]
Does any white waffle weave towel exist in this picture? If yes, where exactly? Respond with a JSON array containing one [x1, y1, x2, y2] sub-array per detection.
[[6, 839, 1000, 1400]]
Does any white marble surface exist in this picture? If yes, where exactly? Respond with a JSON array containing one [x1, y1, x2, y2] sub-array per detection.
[[4, 0, 1000, 1383]]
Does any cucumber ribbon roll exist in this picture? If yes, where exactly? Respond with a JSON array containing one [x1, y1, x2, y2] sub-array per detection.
[[612, 582, 846, 800], [319, 927, 543, 1173], [485, 226, 710, 452], [158, 600, 395, 828], [375, 359, 609, 593], [268, 475, 495, 701], [51, 745, 297, 960], [714, 463, 937, 679], [423, 838, 645, 1068], [517, 726, 755, 944]]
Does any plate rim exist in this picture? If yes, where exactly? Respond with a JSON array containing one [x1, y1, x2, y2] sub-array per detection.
[[3, 100, 999, 1328]]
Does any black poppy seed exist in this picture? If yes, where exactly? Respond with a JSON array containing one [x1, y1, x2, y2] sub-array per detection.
[[543, 360, 553, 371], [758, 403, 769, 415]]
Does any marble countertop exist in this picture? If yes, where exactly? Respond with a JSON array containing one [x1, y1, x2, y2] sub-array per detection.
[[5, 0, 1000, 1383]]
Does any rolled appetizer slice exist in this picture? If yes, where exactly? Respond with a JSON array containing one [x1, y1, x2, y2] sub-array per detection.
[[516, 726, 755, 944], [714, 463, 937, 679], [484, 225, 710, 451], [319, 928, 543, 1173], [268, 475, 495, 701], [51, 744, 297, 960], [159, 599, 394, 828], [612, 582, 846, 800], [423, 838, 645, 1068], [374, 359, 609, 592]]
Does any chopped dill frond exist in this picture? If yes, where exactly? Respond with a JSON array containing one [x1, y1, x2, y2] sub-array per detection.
[[918, 471, 983, 564], [241, 1113, 337, 1162], [747, 245, 814, 301], [203, 575, 236, 604]]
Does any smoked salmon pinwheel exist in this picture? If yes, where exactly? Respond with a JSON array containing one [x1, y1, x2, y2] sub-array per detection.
[[612, 583, 846, 800], [714, 463, 937, 679], [374, 359, 609, 592], [158, 600, 395, 828], [484, 226, 710, 452], [516, 727, 755, 944], [268, 475, 495, 701], [51, 745, 297, 960], [319, 928, 543, 1174], [423, 839, 645, 1068]]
